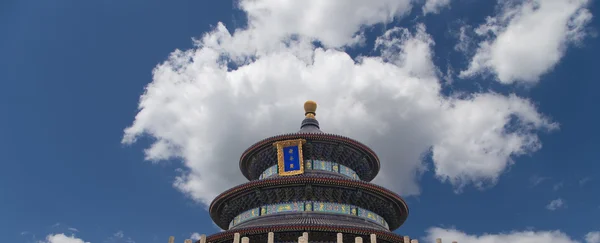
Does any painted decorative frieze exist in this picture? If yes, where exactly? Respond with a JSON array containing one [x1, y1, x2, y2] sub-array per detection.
[[259, 161, 360, 180]]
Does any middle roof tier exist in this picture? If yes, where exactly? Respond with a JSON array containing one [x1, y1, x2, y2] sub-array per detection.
[[209, 174, 409, 232]]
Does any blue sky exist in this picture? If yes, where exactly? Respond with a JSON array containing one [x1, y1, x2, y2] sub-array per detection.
[[1, 1, 599, 243]]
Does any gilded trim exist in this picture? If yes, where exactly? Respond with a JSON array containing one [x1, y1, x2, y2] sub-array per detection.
[[273, 139, 306, 176]]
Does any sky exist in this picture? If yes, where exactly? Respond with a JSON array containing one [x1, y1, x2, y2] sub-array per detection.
[[1, 0, 599, 243]]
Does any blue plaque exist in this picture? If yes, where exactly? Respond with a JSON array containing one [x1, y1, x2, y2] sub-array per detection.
[[273, 139, 306, 176]]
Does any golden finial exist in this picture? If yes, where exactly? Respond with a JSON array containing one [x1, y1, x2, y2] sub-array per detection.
[[304, 100, 317, 118]]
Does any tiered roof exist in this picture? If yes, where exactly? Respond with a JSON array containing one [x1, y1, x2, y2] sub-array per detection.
[[207, 101, 410, 243]]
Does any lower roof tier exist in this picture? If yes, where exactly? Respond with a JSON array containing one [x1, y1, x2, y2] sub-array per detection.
[[205, 223, 408, 243], [209, 174, 409, 231]]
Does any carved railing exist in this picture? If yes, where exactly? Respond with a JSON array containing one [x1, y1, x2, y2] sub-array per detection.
[[168, 232, 457, 243]]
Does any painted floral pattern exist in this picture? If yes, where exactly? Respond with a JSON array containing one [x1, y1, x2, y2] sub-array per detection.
[[259, 160, 360, 179], [229, 201, 389, 229]]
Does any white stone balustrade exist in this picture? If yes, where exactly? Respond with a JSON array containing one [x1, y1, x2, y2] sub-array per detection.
[[167, 232, 458, 243]]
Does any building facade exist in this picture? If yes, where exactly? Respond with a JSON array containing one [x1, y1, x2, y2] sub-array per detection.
[[171, 101, 457, 243]]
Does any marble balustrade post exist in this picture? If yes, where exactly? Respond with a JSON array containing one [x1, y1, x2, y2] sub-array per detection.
[[268, 232, 274, 243], [355, 236, 363, 243], [298, 236, 307, 243], [165, 232, 462, 243]]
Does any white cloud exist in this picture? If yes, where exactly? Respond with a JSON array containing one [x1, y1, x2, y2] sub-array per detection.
[[68, 228, 79, 232], [530, 175, 549, 187], [197, 0, 414, 59], [238, 0, 412, 48], [191, 233, 202, 241], [460, 0, 593, 84], [422, 0, 451, 15], [114, 231, 124, 238], [454, 25, 473, 53], [40, 234, 89, 243], [424, 228, 579, 243], [546, 198, 566, 210], [430, 93, 556, 191], [106, 230, 135, 243], [586, 232, 600, 243], [580, 177, 592, 186], [123, 0, 557, 206], [553, 182, 564, 190]]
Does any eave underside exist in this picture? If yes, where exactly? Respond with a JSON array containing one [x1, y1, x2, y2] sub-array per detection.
[[231, 212, 389, 231]]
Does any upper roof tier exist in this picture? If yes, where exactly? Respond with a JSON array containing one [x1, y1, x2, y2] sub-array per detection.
[[239, 101, 381, 182]]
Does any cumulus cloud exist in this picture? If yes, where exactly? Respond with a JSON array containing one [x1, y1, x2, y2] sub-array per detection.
[[104, 230, 135, 243], [114, 231, 124, 238], [430, 94, 556, 190], [553, 182, 564, 191], [40, 234, 89, 243], [460, 0, 593, 84], [123, 0, 557, 205], [238, 0, 412, 48], [424, 228, 579, 243], [422, 0, 451, 15], [586, 232, 600, 243], [546, 198, 566, 210], [191, 233, 202, 241]]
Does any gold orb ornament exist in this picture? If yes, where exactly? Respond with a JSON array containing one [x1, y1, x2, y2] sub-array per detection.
[[304, 100, 317, 118]]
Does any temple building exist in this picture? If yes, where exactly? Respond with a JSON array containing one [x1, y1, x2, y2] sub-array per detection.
[[170, 101, 457, 243]]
